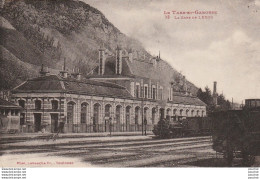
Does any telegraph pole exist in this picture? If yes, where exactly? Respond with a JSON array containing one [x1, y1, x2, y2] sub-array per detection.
[[141, 97, 144, 136]]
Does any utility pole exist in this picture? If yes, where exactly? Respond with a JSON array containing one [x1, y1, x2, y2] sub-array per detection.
[[141, 97, 144, 136], [141, 81, 145, 136]]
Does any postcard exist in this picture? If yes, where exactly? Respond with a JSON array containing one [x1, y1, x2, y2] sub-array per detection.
[[0, 0, 259, 176]]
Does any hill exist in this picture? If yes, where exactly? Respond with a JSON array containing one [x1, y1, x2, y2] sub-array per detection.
[[0, 0, 198, 94]]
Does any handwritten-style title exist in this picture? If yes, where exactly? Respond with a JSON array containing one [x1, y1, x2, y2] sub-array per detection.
[[164, 10, 218, 20]]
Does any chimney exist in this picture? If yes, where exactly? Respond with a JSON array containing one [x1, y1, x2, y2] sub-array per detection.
[[183, 76, 187, 94], [128, 49, 133, 63], [115, 45, 122, 75], [39, 64, 50, 76], [71, 68, 81, 80], [98, 45, 106, 75], [213, 81, 217, 94], [213, 81, 218, 106], [60, 58, 68, 78], [151, 57, 157, 68]]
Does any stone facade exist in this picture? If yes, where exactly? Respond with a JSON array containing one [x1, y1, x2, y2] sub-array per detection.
[[11, 47, 207, 133], [12, 92, 206, 133]]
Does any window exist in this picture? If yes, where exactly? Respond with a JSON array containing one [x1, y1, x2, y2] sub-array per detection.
[[197, 110, 200, 116], [186, 110, 189, 116], [159, 87, 163, 100], [135, 107, 140, 125], [11, 110, 15, 116], [51, 100, 58, 110], [67, 102, 75, 124], [18, 100, 25, 108], [173, 109, 177, 115], [35, 100, 41, 110], [140, 86, 144, 98], [180, 109, 183, 116], [105, 104, 111, 117], [20, 113, 25, 125], [152, 87, 156, 99], [136, 84, 140, 98], [81, 103, 87, 123], [144, 86, 148, 98], [152, 108, 156, 124]]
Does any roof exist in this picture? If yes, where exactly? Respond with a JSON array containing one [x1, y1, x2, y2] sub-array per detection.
[[12, 75, 133, 99], [169, 94, 206, 106], [0, 98, 22, 109], [89, 56, 160, 80]]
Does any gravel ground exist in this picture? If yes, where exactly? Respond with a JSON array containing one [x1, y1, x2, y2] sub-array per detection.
[[1, 135, 257, 167]]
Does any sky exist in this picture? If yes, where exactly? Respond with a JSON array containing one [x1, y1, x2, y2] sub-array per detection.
[[82, 0, 260, 103]]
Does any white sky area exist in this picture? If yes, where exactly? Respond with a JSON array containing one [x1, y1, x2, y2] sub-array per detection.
[[82, 0, 260, 103]]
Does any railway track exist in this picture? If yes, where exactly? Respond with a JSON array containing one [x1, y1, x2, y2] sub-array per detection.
[[1, 135, 213, 167]]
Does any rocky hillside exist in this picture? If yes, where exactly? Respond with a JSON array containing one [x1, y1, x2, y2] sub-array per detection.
[[0, 0, 198, 94]]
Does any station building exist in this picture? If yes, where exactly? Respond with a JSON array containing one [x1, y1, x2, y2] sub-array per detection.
[[11, 47, 206, 133], [0, 98, 22, 133]]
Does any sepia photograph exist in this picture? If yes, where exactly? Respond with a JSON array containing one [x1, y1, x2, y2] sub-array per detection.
[[0, 0, 259, 174]]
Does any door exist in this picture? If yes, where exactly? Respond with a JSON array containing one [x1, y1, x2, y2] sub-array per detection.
[[51, 114, 59, 133], [34, 113, 41, 132]]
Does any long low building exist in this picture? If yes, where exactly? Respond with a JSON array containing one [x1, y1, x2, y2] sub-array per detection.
[[11, 47, 207, 133]]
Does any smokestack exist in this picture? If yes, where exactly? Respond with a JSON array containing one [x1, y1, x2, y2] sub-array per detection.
[[39, 64, 50, 76], [60, 58, 68, 78], [183, 76, 187, 94], [213, 81, 217, 94], [213, 81, 218, 106], [128, 49, 133, 63]]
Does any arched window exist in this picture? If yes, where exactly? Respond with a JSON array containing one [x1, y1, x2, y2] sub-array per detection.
[[191, 110, 194, 117], [186, 109, 189, 117], [180, 109, 183, 116], [144, 107, 148, 121], [197, 110, 200, 117], [152, 107, 156, 124], [125, 106, 131, 131], [116, 105, 122, 131], [173, 109, 177, 115], [105, 104, 112, 117], [35, 100, 41, 110], [81, 103, 88, 123], [135, 107, 140, 125], [166, 108, 171, 120], [93, 103, 101, 132], [67, 101, 75, 124], [159, 108, 165, 119]]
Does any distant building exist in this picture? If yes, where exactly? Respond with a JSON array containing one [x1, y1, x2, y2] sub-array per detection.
[[0, 98, 22, 133], [11, 47, 206, 133]]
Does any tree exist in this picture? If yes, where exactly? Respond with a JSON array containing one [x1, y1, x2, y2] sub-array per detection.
[[197, 86, 231, 112]]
